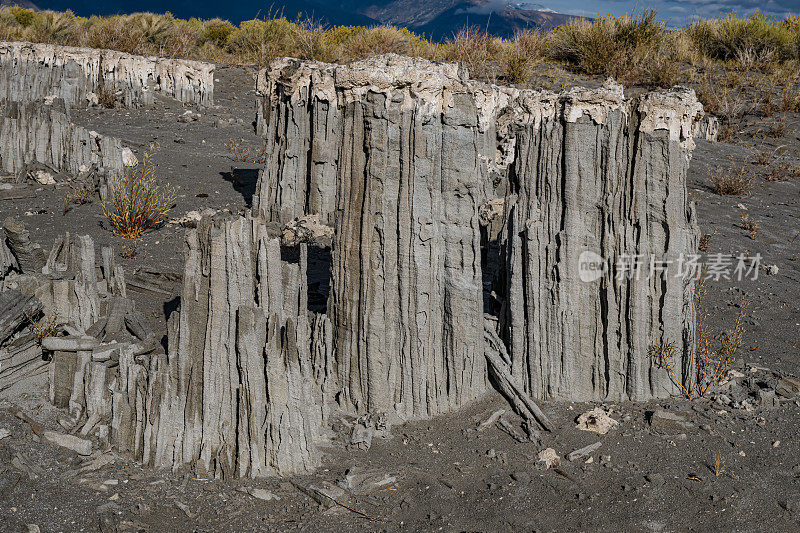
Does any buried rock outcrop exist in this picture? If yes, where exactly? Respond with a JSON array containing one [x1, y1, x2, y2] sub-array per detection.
[[0, 41, 214, 108]]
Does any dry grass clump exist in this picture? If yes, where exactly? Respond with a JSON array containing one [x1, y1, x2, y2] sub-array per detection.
[[713, 452, 725, 477], [3, 7, 800, 98], [548, 10, 679, 87], [101, 145, 176, 239], [62, 179, 94, 215], [691, 66, 748, 124], [444, 27, 504, 82], [225, 137, 267, 164], [24, 309, 59, 339], [686, 13, 799, 67], [740, 213, 759, 239], [710, 159, 753, 195]]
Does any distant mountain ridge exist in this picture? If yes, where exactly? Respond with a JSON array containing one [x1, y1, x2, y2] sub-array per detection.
[[27, 0, 581, 40]]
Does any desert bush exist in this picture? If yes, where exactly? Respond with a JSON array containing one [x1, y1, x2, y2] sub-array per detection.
[[9, 6, 37, 28], [692, 65, 748, 125], [101, 146, 176, 239], [28, 10, 80, 43], [650, 277, 748, 400], [83, 15, 147, 54], [710, 159, 753, 195], [548, 10, 678, 86], [687, 13, 799, 65], [225, 17, 299, 66], [202, 18, 235, 47], [497, 30, 546, 84], [335, 26, 433, 63], [444, 27, 505, 82]]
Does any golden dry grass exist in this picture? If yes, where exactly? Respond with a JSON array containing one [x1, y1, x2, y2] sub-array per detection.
[[1, 7, 799, 91]]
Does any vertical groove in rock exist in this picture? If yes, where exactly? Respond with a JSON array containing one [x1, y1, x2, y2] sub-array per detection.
[[0, 41, 214, 107], [503, 82, 701, 401], [0, 99, 125, 178], [140, 214, 323, 478], [254, 58, 339, 225], [318, 56, 488, 420]]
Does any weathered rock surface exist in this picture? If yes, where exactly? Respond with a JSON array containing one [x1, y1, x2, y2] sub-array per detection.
[[0, 41, 214, 107], [502, 82, 701, 401], [318, 56, 488, 419], [0, 99, 125, 180], [141, 214, 323, 478], [254, 55, 507, 226], [256, 55, 702, 406], [28, 55, 708, 479]]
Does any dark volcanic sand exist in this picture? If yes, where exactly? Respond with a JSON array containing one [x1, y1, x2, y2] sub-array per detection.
[[1, 66, 800, 532]]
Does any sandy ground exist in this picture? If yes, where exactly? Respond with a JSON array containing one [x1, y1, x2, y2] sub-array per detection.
[[1, 65, 799, 532]]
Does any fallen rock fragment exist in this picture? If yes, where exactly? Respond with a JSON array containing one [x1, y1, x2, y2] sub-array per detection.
[[537, 448, 560, 469], [338, 467, 396, 494], [42, 336, 101, 352], [647, 409, 693, 434], [566, 441, 602, 462], [121, 148, 137, 167], [496, 415, 532, 443], [175, 501, 195, 518], [756, 388, 778, 409], [293, 480, 354, 511], [11, 452, 45, 479], [776, 377, 800, 398], [350, 423, 373, 451], [31, 170, 55, 185], [77, 452, 116, 474], [43, 430, 93, 455], [0, 428, 10, 440], [239, 487, 280, 501], [281, 214, 334, 246], [477, 409, 506, 431], [575, 407, 619, 435]]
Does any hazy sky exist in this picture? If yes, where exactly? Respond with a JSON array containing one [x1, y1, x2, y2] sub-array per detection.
[[544, 0, 799, 22]]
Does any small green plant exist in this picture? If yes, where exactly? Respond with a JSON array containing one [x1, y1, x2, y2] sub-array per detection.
[[101, 145, 176, 239]]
